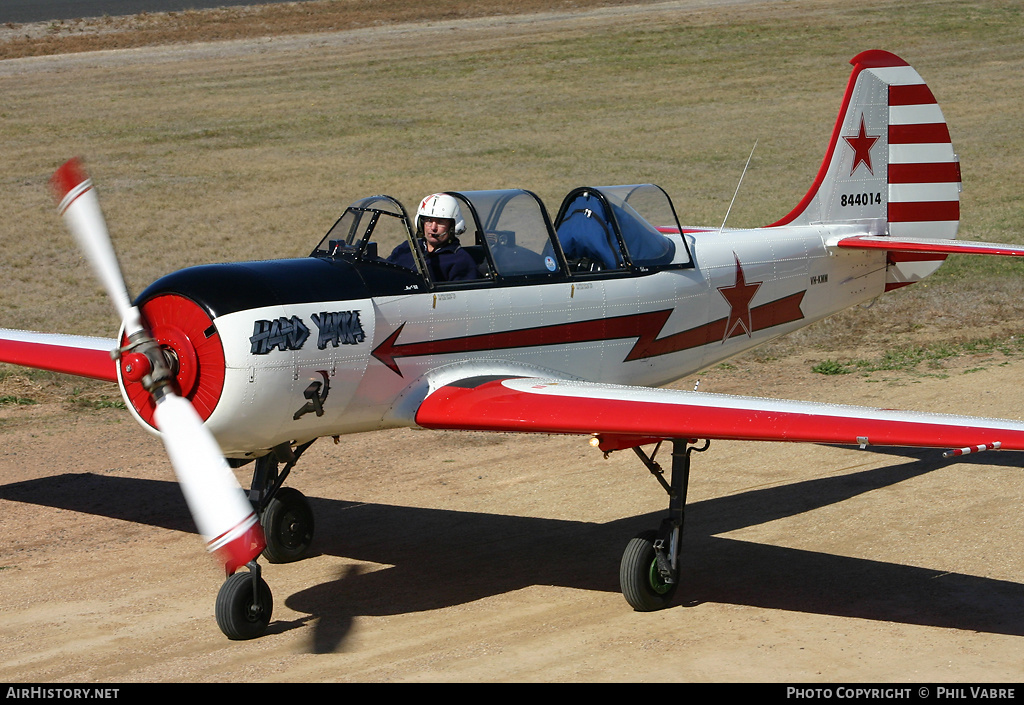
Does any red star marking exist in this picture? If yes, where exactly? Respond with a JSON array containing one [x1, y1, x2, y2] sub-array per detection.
[[717, 255, 762, 342], [843, 114, 880, 176]]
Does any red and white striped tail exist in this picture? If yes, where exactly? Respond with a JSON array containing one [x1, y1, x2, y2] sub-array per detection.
[[882, 55, 962, 288], [887, 80, 961, 240], [772, 51, 961, 288]]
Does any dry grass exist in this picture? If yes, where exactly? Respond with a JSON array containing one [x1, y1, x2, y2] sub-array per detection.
[[1, 0, 1023, 397]]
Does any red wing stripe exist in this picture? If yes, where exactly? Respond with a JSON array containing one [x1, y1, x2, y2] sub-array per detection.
[[889, 123, 951, 144], [889, 83, 937, 106], [0, 334, 117, 382], [416, 378, 1024, 451], [889, 162, 961, 184], [889, 201, 960, 222]]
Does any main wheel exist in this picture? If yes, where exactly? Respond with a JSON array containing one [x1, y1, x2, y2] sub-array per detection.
[[619, 530, 678, 611], [261, 487, 314, 564], [215, 571, 273, 640]]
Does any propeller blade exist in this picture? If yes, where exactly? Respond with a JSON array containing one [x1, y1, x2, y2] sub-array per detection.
[[154, 393, 266, 573], [50, 157, 265, 573], [50, 158, 144, 337]]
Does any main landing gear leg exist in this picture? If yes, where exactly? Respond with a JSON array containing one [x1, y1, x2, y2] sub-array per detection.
[[249, 440, 317, 564], [619, 438, 709, 611], [213, 441, 316, 640]]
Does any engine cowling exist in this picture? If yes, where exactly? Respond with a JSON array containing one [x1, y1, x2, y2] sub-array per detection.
[[119, 293, 226, 429]]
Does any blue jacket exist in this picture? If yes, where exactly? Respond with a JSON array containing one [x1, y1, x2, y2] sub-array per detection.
[[387, 238, 478, 282]]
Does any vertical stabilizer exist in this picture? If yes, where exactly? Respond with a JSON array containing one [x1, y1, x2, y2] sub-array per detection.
[[773, 50, 962, 286]]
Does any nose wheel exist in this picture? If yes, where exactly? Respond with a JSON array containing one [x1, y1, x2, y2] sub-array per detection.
[[215, 563, 273, 640]]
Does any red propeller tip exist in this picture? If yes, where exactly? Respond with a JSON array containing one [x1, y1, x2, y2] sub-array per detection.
[[50, 158, 91, 211], [213, 516, 267, 575]]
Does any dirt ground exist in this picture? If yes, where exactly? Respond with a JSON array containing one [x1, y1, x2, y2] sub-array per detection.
[[2, 0, 1024, 685], [2, 350, 1024, 682]]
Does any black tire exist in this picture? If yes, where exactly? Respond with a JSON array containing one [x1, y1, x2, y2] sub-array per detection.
[[215, 571, 273, 640], [261, 487, 314, 564], [619, 530, 678, 611]]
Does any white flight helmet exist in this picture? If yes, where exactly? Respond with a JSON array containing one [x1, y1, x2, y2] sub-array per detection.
[[416, 193, 466, 235]]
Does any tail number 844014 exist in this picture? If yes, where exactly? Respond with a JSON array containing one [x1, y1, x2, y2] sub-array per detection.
[[840, 192, 882, 207]]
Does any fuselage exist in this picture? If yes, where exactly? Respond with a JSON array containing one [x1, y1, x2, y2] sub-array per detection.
[[38, 50, 965, 464], [128, 218, 887, 458]]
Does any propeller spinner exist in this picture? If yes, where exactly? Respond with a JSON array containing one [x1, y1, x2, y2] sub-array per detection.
[[50, 159, 266, 576]]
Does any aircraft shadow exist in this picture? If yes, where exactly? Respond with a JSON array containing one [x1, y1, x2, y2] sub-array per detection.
[[2, 449, 1023, 653]]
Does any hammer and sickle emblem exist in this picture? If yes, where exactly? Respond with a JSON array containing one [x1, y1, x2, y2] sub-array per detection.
[[293, 370, 330, 420]]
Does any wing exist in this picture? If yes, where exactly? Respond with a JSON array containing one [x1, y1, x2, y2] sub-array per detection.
[[415, 376, 1024, 454], [0, 328, 118, 382], [830, 234, 1024, 257]]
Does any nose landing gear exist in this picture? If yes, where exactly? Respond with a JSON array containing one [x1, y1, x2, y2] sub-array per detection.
[[215, 562, 273, 641], [213, 441, 317, 640]]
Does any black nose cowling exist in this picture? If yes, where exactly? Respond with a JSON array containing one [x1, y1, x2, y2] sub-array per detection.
[[127, 257, 376, 429]]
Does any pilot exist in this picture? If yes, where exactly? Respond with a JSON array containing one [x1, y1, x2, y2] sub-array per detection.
[[387, 193, 477, 282]]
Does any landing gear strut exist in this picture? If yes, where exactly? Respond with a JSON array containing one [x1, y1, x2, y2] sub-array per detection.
[[249, 441, 317, 564], [619, 439, 709, 611], [213, 441, 317, 640]]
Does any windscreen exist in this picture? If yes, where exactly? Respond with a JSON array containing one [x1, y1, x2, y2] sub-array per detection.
[[311, 196, 414, 263]]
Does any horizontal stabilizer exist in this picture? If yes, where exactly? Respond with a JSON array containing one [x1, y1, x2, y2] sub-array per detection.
[[831, 235, 1024, 257], [0, 328, 118, 382]]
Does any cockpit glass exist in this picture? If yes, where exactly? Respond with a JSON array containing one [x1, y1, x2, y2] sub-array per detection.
[[595, 185, 687, 267], [311, 195, 414, 262], [452, 189, 561, 277], [312, 186, 689, 284], [554, 184, 690, 270]]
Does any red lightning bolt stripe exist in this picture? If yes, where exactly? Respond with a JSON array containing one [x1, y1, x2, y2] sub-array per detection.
[[372, 312, 668, 376], [372, 292, 805, 376], [625, 291, 805, 361]]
